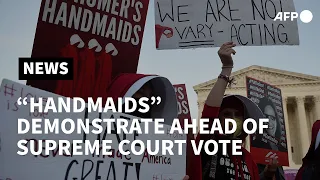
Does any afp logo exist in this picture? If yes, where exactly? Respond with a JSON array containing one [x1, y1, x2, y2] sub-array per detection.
[[18, 58, 74, 80], [273, 10, 313, 23]]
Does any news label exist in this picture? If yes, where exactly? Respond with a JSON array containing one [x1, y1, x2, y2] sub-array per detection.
[[18, 58, 73, 80]]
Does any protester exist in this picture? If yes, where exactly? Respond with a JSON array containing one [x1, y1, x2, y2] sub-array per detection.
[[106, 73, 194, 180], [295, 120, 320, 180], [199, 94, 266, 180], [183, 42, 261, 180], [106, 42, 285, 180], [106, 43, 280, 180]]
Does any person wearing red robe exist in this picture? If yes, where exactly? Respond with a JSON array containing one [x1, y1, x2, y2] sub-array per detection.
[[107, 73, 189, 179], [76, 48, 96, 99], [55, 44, 78, 97], [106, 42, 262, 180], [185, 42, 265, 180], [93, 51, 112, 101], [295, 120, 320, 180]]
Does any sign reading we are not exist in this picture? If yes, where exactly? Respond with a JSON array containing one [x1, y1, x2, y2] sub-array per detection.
[[154, 0, 299, 50]]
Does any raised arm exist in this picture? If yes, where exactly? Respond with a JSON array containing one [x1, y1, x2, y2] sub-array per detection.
[[205, 42, 236, 107]]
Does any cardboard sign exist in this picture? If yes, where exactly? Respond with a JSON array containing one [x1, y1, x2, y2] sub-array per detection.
[[0, 79, 186, 180], [173, 84, 191, 127], [246, 76, 289, 166], [27, 0, 150, 99], [154, 0, 299, 50]]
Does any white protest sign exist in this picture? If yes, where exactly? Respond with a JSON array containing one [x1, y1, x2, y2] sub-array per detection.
[[154, 0, 299, 49], [0, 79, 186, 180]]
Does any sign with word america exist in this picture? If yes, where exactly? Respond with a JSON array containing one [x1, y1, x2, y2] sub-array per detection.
[[0, 79, 186, 180], [27, 0, 149, 99], [154, 0, 299, 49]]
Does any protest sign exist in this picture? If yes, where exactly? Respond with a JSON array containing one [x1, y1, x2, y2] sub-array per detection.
[[173, 84, 191, 128], [154, 0, 299, 50], [27, 0, 149, 100], [0, 79, 186, 180], [246, 76, 289, 166]]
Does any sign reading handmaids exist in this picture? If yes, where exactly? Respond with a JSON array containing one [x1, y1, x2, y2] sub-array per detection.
[[27, 0, 149, 100], [154, 0, 299, 50], [174, 84, 191, 128], [0, 79, 186, 180], [246, 76, 289, 166]]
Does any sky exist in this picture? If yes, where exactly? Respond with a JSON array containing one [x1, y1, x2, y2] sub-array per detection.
[[0, 0, 319, 118]]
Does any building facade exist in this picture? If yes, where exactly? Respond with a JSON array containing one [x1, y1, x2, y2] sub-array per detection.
[[193, 65, 320, 169]]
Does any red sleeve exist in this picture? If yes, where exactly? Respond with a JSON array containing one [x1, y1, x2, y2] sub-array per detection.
[[186, 135, 202, 180], [251, 159, 260, 180], [295, 166, 304, 180], [243, 148, 260, 180], [186, 104, 220, 180], [199, 104, 220, 141], [201, 104, 220, 119]]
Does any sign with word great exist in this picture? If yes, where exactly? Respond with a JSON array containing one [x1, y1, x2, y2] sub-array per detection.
[[0, 79, 186, 180], [27, 0, 149, 100], [246, 76, 289, 166], [154, 0, 299, 49]]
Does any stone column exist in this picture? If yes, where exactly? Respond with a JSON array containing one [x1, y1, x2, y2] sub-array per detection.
[[314, 95, 320, 120], [197, 101, 205, 132], [245, 136, 250, 152], [197, 101, 200, 132], [296, 96, 310, 157], [282, 97, 294, 166], [197, 101, 201, 119], [198, 101, 205, 117]]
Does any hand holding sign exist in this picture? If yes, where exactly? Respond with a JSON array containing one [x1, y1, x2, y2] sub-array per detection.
[[218, 42, 236, 66], [263, 157, 279, 178]]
